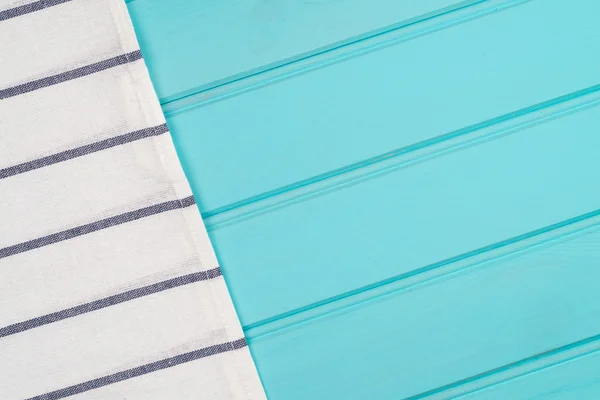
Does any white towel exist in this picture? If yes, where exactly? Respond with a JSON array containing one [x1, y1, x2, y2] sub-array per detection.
[[0, 0, 266, 398]]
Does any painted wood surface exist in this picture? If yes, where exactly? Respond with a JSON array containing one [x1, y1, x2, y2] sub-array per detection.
[[128, 0, 600, 398]]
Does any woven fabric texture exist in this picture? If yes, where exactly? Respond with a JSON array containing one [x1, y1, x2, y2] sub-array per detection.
[[0, 0, 266, 398]]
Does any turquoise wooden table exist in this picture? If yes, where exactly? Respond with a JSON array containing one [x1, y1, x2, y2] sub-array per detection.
[[127, 0, 600, 398]]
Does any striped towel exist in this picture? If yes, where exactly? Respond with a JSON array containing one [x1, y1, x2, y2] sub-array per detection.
[[0, 0, 265, 398]]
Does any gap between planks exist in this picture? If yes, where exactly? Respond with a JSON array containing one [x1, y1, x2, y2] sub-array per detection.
[[152, 0, 532, 115], [203, 83, 600, 230], [409, 333, 600, 399], [243, 206, 600, 340]]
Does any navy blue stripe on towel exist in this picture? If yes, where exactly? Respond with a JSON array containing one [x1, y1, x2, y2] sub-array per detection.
[[0, 51, 143, 99], [0, 267, 222, 338], [27, 338, 248, 400], [0, 196, 196, 259], [0, 0, 73, 22], [0, 124, 169, 179]]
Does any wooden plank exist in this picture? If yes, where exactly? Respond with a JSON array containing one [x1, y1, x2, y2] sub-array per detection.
[[249, 227, 600, 399], [160, 0, 600, 212], [127, 0, 462, 101]]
